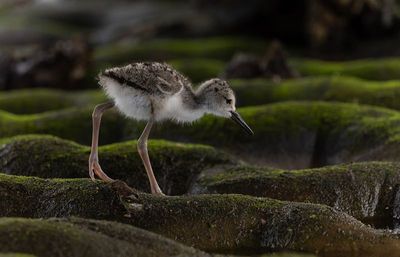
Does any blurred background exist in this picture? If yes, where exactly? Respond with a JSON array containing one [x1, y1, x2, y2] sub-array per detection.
[[3, 2, 400, 255], [1, 0, 400, 91]]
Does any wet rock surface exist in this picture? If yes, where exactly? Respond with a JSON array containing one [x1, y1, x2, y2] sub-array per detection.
[[1, 102, 400, 168], [1, 175, 400, 256], [192, 162, 400, 228], [0, 107, 127, 145], [0, 38, 91, 90], [0, 217, 210, 257], [0, 135, 235, 195], [290, 58, 400, 81], [0, 89, 104, 114], [3, 135, 400, 229], [230, 76, 400, 110], [223, 41, 299, 80], [2, 75, 400, 115], [94, 39, 400, 82], [146, 102, 400, 168]]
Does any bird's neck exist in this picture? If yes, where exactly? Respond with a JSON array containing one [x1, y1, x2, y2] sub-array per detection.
[[177, 86, 210, 118], [193, 86, 210, 111]]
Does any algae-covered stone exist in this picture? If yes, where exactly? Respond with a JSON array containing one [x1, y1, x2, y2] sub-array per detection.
[[0, 89, 105, 114], [1, 102, 400, 168], [3, 75, 400, 116], [169, 59, 225, 83], [94, 37, 266, 64], [95, 55, 400, 83], [144, 102, 400, 168], [0, 135, 235, 195], [230, 76, 400, 110], [122, 189, 400, 255], [192, 162, 400, 227], [0, 174, 124, 219], [0, 217, 209, 257], [1, 174, 400, 255], [0, 107, 127, 145], [291, 58, 400, 81]]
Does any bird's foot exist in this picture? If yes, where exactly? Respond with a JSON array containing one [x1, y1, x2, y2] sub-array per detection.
[[88, 155, 115, 183], [152, 190, 166, 196], [150, 184, 165, 196]]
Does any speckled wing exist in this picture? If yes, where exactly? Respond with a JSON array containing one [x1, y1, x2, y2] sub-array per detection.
[[101, 62, 189, 96], [147, 62, 189, 95]]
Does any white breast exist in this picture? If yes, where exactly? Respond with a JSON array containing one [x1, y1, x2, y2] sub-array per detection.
[[100, 76, 204, 122], [157, 93, 204, 123], [100, 76, 152, 120]]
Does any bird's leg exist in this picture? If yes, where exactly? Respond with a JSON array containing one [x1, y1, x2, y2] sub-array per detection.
[[137, 118, 164, 195], [89, 101, 115, 182]]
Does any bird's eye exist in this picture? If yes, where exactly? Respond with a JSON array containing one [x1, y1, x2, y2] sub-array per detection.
[[214, 88, 219, 92], [226, 99, 232, 104]]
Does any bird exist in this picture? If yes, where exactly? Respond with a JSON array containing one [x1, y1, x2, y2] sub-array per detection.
[[88, 62, 254, 195]]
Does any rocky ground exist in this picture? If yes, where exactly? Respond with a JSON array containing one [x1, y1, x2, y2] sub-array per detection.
[[2, 73, 400, 256], [2, 1, 400, 257]]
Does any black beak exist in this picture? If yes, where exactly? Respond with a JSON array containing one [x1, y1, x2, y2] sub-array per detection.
[[230, 111, 254, 136]]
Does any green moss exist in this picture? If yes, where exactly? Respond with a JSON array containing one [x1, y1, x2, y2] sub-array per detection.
[[144, 102, 400, 167], [1, 102, 400, 168], [230, 76, 400, 110], [0, 107, 127, 145], [94, 37, 266, 64], [193, 161, 400, 227], [0, 217, 207, 257], [291, 58, 400, 81], [169, 58, 225, 82], [4, 75, 400, 116], [0, 135, 235, 195], [1, 175, 400, 255], [94, 54, 400, 84], [0, 173, 124, 219], [75, 187, 400, 255], [0, 89, 106, 114]]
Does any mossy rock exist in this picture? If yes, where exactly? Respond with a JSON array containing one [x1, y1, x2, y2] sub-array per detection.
[[0, 107, 127, 145], [94, 37, 266, 64], [1, 102, 400, 168], [0, 174, 125, 219], [169, 58, 225, 83], [91, 58, 224, 84], [0, 89, 105, 114], [4, 74, 400, 115], [0, 217, 208, 257], [1, 174, 400, 255], [291, 58, 400, 81], [3, 75, 400, 115], [230, 76, 400, 110], [0, 135, 235, 195], [95, 55, 400, 83], [144, 102, 400, 168], [192, 161, 400, 228]]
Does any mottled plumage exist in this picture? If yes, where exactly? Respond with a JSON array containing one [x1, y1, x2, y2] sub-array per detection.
[[90, 62, 253, 195], [99, 62, 201, 122], [102, 62, 189, 94]]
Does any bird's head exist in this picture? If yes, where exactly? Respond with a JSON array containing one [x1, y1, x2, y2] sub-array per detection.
[[198, 78, 254, 135]]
